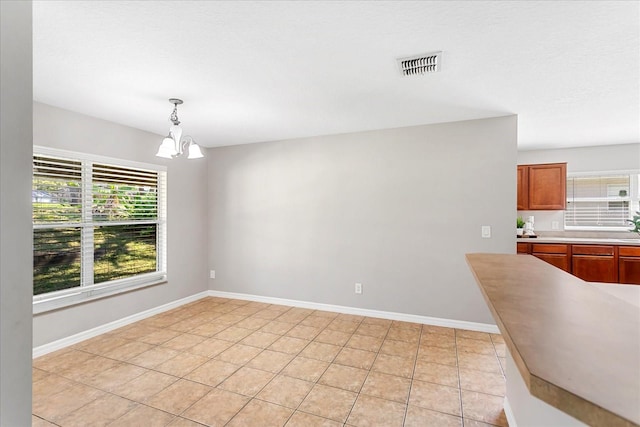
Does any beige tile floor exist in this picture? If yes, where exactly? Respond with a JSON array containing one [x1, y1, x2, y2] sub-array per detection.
[[33, 297, 509, 427]]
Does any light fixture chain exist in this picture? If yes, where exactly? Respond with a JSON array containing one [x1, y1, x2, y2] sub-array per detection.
[[169, 103, 180, 126]]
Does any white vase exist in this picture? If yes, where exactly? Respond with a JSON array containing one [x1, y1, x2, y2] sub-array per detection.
[[517, 228, 524, 236]]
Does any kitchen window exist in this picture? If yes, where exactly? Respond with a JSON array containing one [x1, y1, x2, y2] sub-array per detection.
[[565, 171, 640, 230], [33, 147, 167, 313]]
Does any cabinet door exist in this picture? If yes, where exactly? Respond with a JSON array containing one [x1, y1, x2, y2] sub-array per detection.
[[517, 165, 528, 210], [527, 163, 566, 210], [572, 255, 617, 283], [619, 247, 640, 285], [533, 253, 570, 272], [517, 242, 529, 254], [619, 257, 640, 285]]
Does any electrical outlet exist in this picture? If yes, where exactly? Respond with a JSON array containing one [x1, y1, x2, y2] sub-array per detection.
[[209, 270, 216, 279], [552, 221, 560, 230], [481, 225, 491, 238], [355, 283, 362, 294]]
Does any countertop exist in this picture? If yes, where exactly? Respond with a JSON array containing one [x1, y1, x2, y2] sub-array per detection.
[[466, 253, 640, 427], [517, 236, 640, 245]]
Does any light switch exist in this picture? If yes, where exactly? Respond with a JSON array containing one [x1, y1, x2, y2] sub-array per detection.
[[481, 225, 491, 238]]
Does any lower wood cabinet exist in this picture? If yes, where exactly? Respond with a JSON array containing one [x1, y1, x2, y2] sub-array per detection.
[[517, 242, 639, 284], [531, 243, 570, 272], [619, 246, 640, 285], [571, 245, 617, 283], [535, 254, 571, 272]]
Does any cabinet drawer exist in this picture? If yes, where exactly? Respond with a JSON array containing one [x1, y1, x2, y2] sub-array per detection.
[[619, 246, 640, 257], [531, 244, 568, 254], [517, 243, 529, 254], [572, 245, 614, 256]]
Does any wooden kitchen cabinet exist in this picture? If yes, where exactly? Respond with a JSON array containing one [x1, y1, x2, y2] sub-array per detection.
[[572, 245, 617, 283], [517, 163, 567, 210], [518, 241, 640, 284], [619, 246, 640, 285], [531, 243, 571, 272], [517, 165, 529, 210]]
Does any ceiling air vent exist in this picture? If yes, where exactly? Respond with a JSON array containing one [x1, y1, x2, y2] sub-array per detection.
[[397, 51, 442, 76]]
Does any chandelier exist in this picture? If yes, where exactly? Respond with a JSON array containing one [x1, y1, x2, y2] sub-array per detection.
[[155, 98, 204, 159]]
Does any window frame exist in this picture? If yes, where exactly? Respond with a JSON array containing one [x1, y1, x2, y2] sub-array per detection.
[[564, 169, 640, 231], [32, 146, 167, 314]]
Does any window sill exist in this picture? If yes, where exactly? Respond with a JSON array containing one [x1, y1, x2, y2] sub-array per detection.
[[564, 226, 634, 232], [33, 273, 167, 315]]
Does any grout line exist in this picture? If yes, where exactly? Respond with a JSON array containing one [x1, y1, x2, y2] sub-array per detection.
[[401, 326, 422, 427], [343, 321, 394, 425], [454, 329, 465, 424]]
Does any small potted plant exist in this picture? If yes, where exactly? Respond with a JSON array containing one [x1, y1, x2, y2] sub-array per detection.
[[517, 217, 526, 237], [628, 211, 640, 236]]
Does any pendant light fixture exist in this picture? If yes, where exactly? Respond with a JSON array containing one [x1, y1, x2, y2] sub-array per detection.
[[156, 98, 204, 159]]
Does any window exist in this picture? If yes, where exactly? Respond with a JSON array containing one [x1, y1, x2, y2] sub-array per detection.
[[565, 171, 640, 230], [33, 147, 167, 312]]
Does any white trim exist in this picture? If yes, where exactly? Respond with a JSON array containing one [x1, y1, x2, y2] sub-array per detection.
[[207, 290, 499, 333], [33, 290, 500, 359], [33, 273, 167, 314], [504, 397, 518, 427], [33, 291, 209, 358], [567, 169, 639, 177], [34, 145, 167, 172], [32, 147, 168, 312], [565, 225, 633, 232]]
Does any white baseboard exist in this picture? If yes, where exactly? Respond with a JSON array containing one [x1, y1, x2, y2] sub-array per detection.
[[504, 397, 517, 427], [33, 291, 209, 358], [33, 289, 499, 358], [208, 290, 499, 333]]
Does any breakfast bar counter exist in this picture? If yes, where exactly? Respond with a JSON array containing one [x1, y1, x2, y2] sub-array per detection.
[[466, 253, 640, 427]]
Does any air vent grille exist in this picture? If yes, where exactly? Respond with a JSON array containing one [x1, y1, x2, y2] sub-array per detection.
[[397, 51, 441, 76]]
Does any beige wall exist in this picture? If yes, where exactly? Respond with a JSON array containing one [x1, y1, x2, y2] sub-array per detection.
[[1, 1, 33, 424], [32, 102, 209, 346], [207, 116, 518, 324]]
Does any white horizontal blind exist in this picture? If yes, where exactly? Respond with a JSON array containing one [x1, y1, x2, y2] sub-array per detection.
[[33, 155, 83, 224], [92, 163, 160, 284], [33, 149, 166, 301], [92, 164, 159, 221], [565, 173, 639, 229], [33, 155, 85, 295]]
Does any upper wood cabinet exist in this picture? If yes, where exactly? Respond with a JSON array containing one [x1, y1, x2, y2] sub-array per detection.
[[517, 165, 529, 210], [517, 163, 567, 210]]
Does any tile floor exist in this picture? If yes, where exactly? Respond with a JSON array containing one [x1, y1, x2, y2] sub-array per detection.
[[33, 297, 509, 426]]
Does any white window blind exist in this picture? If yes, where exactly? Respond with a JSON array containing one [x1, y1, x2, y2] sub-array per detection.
[[33, 147, 167, 312], [565, 172, 640, 230]]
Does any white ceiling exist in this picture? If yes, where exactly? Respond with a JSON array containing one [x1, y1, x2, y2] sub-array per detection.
[[33, 1, 639, 150]]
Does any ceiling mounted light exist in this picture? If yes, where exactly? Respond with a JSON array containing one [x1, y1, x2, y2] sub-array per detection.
[[156, 98, 204, 159]]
